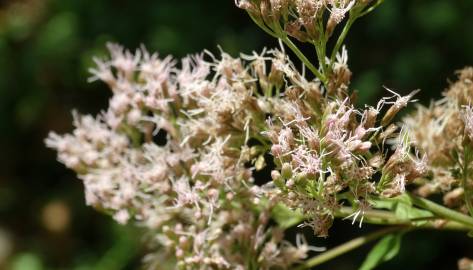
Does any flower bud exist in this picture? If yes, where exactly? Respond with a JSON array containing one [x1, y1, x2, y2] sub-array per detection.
[[326, 17, 338, 38], [363, 107, 379, 129], [381, 89, 420, 126], [175, 248, 184, 259], [286, 87, 303, 101], [285, 21, 308, 42], [271, 144, 283, 157], [281, 163, 292, 179], [268, 63, 284, 89], [179, 236, 189, 248], [286, 178, 295, 188], [379, 124, 398, 141], [368, 154, 384, 168], [271, 170, 281, 181], [260, 0, 272, 24]]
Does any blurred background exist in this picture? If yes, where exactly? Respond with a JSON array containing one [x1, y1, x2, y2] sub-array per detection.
[[0, 0, 472, 269]]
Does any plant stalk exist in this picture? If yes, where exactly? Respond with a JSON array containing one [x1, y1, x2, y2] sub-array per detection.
[[296, 226, 404, 270], [408, 193, 473, 229], [280, 37, 327, 85], [359, 0, 385, 17], [329, 17, 355, 64], [335, 207, 470, 231], [462, 147, 473, 217]]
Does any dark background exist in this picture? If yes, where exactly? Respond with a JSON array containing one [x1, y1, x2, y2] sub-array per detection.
[[0, 0, 472, 269]]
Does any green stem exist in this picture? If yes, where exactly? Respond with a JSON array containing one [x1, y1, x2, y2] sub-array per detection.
[[313, 17, 328, 77], [408, 193, 473, 229], [359, 0, 385, 17], [296, 226, 404, 270], [335, 207, 470, 231], [281, 36, 327, 85], [462, 147, 473, 217], [248, 12, 327, 85], [313, 39, 328, 78], [292, 206, 469, 270], [269, 19, 327, 85], [248, 13, 279, 39], [329, 17, 356, 65]]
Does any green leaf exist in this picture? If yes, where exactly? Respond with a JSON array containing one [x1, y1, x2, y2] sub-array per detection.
[[359, 233, 402, 270], [371, 195, 433, 225], [371, 197, 396, 210], [271, 203, 304, 229], [394, 201, 433, 222]]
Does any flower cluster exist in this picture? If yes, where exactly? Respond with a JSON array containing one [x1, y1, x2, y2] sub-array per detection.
[[47, 39, 426, 243], [235, 0, 377, 41], [403, 67, 473, 212], [235, 0, 382, 96], [260, 72, 425, 236], [46, 43, 325, 269], [45, 1, 473, 268]]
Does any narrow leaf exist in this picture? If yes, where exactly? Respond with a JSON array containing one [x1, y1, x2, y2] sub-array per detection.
[[359, 233, 402, 270]]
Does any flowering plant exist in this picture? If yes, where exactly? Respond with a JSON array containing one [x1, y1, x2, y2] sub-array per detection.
[[46, 1, 473, 269]]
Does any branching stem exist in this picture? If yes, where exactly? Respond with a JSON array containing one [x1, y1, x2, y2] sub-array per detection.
[[281, 36, 327, 85], [248, 13, 328, 85]]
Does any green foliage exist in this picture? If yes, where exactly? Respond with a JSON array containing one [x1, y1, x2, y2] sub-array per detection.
[[372, 194, 433, 225], [359, 233, 402, 270], [271, 203, 305, 229]]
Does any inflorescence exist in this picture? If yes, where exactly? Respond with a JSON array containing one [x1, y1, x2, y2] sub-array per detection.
[[46, 1, 473, 269]]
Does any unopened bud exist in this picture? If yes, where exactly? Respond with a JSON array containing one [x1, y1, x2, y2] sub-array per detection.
[[381, 89, 420, 126], [295, 172, 308, 184], [326, 17, 338, 38], [363, 107, 379, 129], [271, 170, 285, 189], [286, 178, 295, 188], [175, 248, 184, 259], [286, 87, 303, 100], [381, 106, 401, 127], [281, 163, 292, 179], [271, 144, 283, 157], [260, 0, 272, 24], [285, 21, 308, 42], [268, 63, 284, 89], [368, 154, 384, 168], [179, 236, 189, 248], [349, 140, 372, 153], [288, 191, 296, 199], [379, 124, 398, 141], [306, 82, 322, 104], [226, 192, 234, 201]]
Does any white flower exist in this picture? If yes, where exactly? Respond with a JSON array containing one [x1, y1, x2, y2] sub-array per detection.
[[113, 209, 130, 225], [327, 0, 356, 23], [291, 146, 322, 176], [463, 106, 473, 140]]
